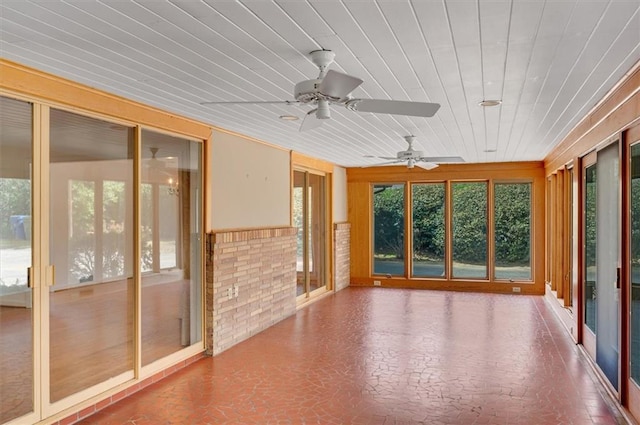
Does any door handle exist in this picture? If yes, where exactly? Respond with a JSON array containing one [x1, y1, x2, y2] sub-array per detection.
[[616, 267, 620, 289], [46, 265, 55, 287], [27, 267, 33, 288]]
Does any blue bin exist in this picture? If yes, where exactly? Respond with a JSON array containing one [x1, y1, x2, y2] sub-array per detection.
[[9, 215, 28, 240]]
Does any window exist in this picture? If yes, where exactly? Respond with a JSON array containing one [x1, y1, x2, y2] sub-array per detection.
[[370, 179, 533, 282], [412, 183, 445, 278], [494, 183, 532, 280], [373, 184, 405, 276], [452, 182, 487, 279]]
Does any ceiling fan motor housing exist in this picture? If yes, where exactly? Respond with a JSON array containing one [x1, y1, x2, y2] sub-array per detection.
[[294, 79, 323, 103], [398, 150, 424, 159]]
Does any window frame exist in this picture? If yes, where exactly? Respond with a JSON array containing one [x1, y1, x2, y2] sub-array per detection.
[[368, 177, 535, 284]]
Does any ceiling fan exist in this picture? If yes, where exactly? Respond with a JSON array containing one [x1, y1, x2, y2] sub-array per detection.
[[365, 135, 465, 170], [200, 50, 441, 132]]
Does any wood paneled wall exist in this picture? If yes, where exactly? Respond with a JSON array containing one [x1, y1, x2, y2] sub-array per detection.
[[347, 162, 546, 295], [544, 63, 640, 174]]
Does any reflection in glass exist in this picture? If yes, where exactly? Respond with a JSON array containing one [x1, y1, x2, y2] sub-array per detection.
[[308, 173, 326, 293], [584, 164, 596, 333], [631, 143, 640, 384], [568, 169, 574, 304], [49, 109, 134, 402], [494, 183, 532, 280], [0, 97, 34, 422], [412, 183, 445, 278], [452, 182, 487, 279], [373, 184, 405, 275], [293, 171, 326, 297], [141, 130, 202, 366]]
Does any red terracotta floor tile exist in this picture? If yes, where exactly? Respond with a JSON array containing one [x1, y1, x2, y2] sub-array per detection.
[[77, 288, 626, 425]]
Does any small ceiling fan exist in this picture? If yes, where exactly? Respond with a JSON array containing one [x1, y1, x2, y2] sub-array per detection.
[[200, 50, 441, 132], [365, 135, 465, 170]]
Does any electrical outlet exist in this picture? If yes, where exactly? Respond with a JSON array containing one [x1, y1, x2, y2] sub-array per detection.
[[512, 287, 521, 293], [227, 287, 233, 300], [234, 285, 239, 298], [373, 280, 381, 286]]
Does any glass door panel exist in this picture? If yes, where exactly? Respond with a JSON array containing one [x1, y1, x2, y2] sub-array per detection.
[[0, 97, 35, 422], [595, 142, 620, 390], [294, 170, 327, 299], [141, 130, 202, 366], [584, 163, 597, 336], [49, 109, 135, 402], [293, 171, 305, 296], [308, 173, 326, 294], [630, 142, 640, 386]]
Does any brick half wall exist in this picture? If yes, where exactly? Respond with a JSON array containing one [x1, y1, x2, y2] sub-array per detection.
[[334, 222, 351, 292], [206, 227, 297, 355]]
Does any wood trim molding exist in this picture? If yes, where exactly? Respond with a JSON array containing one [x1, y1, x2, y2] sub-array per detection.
[[350, 278, 543, 295], [211, 226, 297, 244], [292, 151, 334, 173], [348, 161, 544, 182], [0, 59, 212, 140]]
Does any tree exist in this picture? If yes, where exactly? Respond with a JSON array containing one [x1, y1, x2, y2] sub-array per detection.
[[0, 178, 31, 239], [452, 183, 487, 264], [373, 185, 404, 259], [494, 184, 531, 265], [412, 184, 445, 260]]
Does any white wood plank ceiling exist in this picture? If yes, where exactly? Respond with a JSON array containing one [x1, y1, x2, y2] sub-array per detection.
[[1, 0, 639, 167]]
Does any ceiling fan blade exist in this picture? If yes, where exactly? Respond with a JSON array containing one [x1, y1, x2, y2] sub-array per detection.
[[347, 99, 440, 117], [299, 109, 324, 132], [415, 162, 439, 171], [361, 160, 404, 168], [200, 100, 299, 105], [419, 156, 465, 163], [378, 156, 398, 160], [319, 70, 363, 100]]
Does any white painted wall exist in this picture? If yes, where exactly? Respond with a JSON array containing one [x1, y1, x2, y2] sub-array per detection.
[[210, 130, 291, 230], [332, 165, 348, 223]]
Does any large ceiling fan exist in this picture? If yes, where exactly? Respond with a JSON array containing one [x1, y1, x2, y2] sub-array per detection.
[[201, 50, 441, 132], [365, 135, 465, 170]]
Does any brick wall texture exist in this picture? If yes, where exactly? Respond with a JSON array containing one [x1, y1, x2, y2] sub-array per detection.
[[334, 222, 351, 292], [206, 227, 298, 355]]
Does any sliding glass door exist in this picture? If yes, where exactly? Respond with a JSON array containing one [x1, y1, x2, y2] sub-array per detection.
[[294, 170, 327, 300], [628, 140, 640, 416], [48, 109, 136, 403], [581, 142, 620, 392], [141, 130, 202, 366], [0, 97, 35, 423], [0, 96, 204, 424], [595, 142, 620, 390]]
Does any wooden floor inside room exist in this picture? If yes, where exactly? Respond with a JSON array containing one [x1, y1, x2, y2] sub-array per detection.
[[79, 288, 626, 425], [0, 277, 187, 420]]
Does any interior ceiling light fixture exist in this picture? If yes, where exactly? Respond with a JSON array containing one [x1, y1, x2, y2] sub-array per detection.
[[478, 99, 502, 107], [279, 114, 299, 121]]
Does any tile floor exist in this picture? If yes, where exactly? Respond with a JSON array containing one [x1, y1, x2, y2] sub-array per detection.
[[78, 288, 627, 425]]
